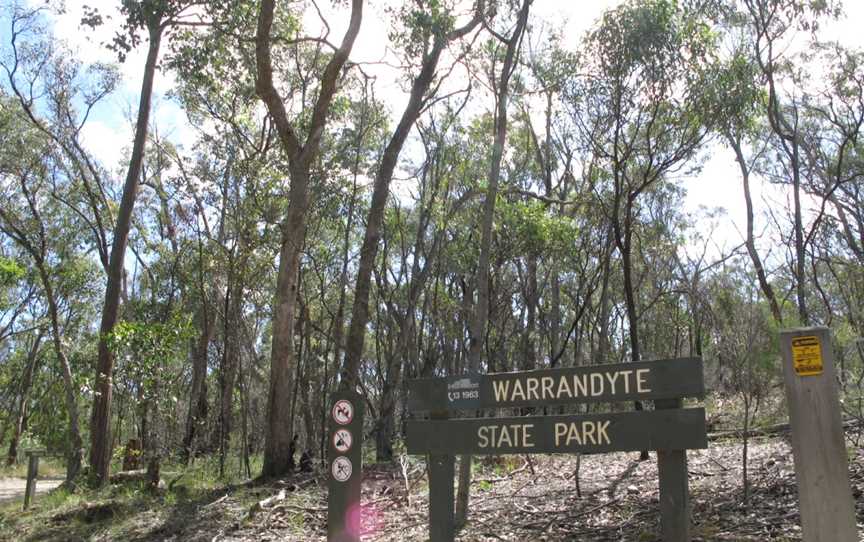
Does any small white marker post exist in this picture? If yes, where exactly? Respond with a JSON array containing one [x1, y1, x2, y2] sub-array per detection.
[[779, 327, 857, 542]]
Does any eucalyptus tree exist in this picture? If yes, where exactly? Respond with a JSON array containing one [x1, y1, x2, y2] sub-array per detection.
[[108, 129, 233, 470], [515, 34, 579, 368], [2, 11, 115, 480], [2, 0, 220, 485], [156, 109, 274, 477], [87, 0, 217, 486], [563, 0, 721, 465], [1, 6, 118, 276], [567, 0, 718, 366], [633, 183, 704, 359], [337, 0, 485, 464], [340, 0, 484, 398], [372, 101, 481, 461], [794, 44, 864, 328], [307, 84, 389, 462], [800, 56, 864, 377], [455, 0, 531, 527], [254, 0, 363, 478], [167, 1, 282, 464], [712, 41, 785, 323], [808, 45, 864, 266], [0, 105, 99, 483], [737, 0, 844, 326], [507, 35, 609, 369]]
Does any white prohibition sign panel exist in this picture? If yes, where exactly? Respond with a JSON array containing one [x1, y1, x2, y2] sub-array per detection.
[[332, 456, 352, 482], [332, 399, 354, 425], [333, 428, 353, 453]]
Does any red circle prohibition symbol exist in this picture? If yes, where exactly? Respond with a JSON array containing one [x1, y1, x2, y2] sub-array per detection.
[[332, 399, 354, 425], [333, 428, 352, 453]]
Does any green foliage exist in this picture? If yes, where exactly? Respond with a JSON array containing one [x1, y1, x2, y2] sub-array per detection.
[[108, 313, 194, 404], [705, 264, 780, 403], [83, 0, 202, 62], [167, 0, 275, 120], [387, 0, 457, 61], [0, 255, 24, 286], [2, 0, 863, 516], [497, 200, 577, 258], [592, 0, 680, 72]]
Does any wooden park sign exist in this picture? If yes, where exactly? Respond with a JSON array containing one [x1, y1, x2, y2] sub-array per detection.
[[406, 357, 707, 542]]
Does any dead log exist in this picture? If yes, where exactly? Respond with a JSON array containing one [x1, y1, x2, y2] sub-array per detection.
[[109, 469, 148, 483], [708, 418, 862, 441], [108, 468, 168, 489], [247, 489, 286, 518]]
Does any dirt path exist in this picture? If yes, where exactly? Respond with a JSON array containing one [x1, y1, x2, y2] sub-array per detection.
[[0, 477, 63, 503]]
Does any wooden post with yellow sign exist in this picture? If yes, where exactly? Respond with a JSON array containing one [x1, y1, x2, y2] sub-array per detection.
[[779, 327, 857, 542]]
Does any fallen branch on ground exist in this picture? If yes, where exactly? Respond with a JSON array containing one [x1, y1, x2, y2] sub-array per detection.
[[247, 489, 286, 518]]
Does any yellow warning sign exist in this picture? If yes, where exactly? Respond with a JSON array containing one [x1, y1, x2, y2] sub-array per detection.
[[791, 336, 823, 376]]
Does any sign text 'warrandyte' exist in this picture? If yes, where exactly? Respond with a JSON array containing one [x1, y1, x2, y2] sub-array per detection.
[[408, 358, 704, 411]]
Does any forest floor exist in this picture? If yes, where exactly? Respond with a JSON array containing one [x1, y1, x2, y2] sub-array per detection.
[[1, 433, 863, 541]]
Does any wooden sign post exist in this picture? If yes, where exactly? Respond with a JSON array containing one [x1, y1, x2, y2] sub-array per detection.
[[23, 449, 45, 511], [407, 358, 707, 542], [655, 398, 689, 542], [327, 390, 364, 542], [428, 410, 455, 542], [779, 327, 857, 542]]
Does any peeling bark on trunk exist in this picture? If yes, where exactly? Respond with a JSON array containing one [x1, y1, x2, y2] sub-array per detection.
[[182, 301, 213, 463]]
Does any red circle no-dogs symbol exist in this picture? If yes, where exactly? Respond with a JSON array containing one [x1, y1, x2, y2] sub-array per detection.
[[332, 399, 354, 425]]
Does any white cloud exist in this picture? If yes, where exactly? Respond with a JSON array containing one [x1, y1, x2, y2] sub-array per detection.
[[39, 0, 864, 256], [79, 118, 129, 174], [47, 0, 176, 92]]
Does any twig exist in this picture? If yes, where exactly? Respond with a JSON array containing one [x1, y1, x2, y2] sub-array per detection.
[[247, 489, 286, 518], [475, 458, 531, 483], [270, 503, 327, 514], [202, 494, 230, 509], [708, 455, 731, 472], [526, 496, 622, 531], [399, 454, 412, 508]]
